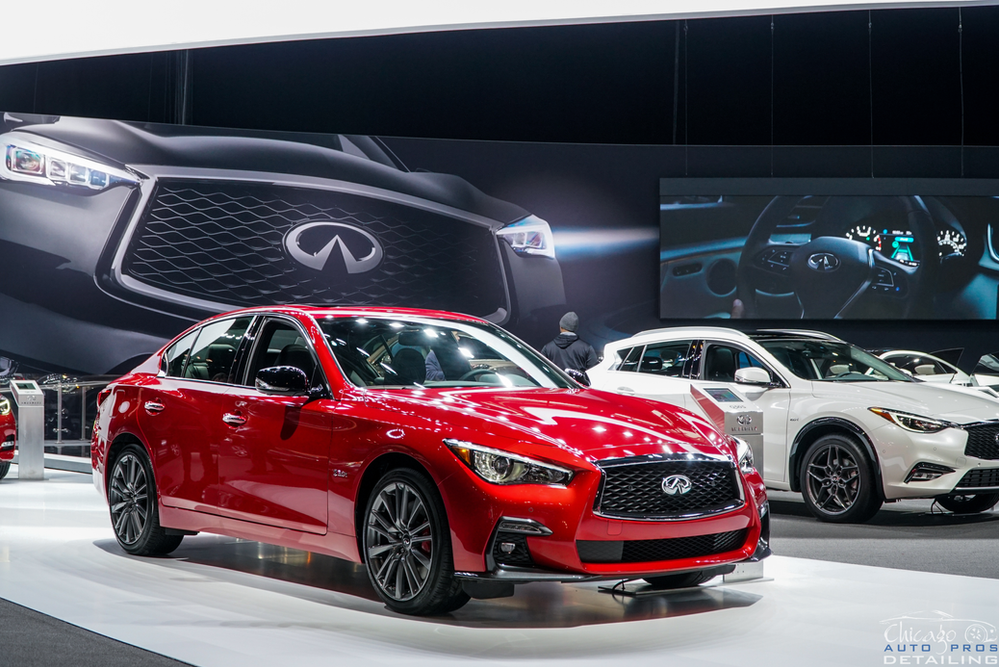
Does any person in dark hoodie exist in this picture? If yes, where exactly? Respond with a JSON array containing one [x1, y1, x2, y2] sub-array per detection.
[[541, 311, 599, 372]]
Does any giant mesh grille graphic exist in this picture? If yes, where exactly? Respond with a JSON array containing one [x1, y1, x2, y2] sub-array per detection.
[[122, 180, 506, 314], [577, 529, 747, 563], [595, 459, 742, 519], [963, 423, 999, 460]]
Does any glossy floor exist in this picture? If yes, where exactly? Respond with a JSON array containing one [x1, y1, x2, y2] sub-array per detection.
[[1, 466, 996, 666]]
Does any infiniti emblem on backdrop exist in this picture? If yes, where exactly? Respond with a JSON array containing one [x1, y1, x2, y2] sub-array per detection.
[[662, 475, 693, 496], [284, 221, 384, 274], [807, 252, 840, 272]]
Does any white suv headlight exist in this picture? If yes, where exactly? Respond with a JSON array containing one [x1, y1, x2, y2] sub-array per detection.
[[869, 407, 953, 433], [2, 135, 140, 191], [734, 437, 755, 474], [497, 215, 556, 259], [445, 439, 572, 485]]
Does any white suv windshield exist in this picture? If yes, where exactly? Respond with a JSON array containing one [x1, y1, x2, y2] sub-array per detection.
[[318, 316, 573, 389], [756, 339, 912, 383]]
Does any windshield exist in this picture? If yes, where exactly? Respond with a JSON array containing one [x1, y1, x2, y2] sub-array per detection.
[[757, 339, 913, 382], [318, 316, 574, 389]]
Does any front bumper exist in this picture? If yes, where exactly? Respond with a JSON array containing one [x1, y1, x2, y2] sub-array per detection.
[[874, 420, 999, 499], [437, 460, 769, 579]]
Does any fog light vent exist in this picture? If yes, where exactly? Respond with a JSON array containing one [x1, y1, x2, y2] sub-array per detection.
[[904, 462, 956, 483]]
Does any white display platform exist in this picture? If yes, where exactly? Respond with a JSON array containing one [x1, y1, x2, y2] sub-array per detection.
[[1, 465, 996, 667]]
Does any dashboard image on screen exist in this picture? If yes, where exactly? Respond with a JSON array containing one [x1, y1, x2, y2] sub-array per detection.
[[660, 189, 999, 320]]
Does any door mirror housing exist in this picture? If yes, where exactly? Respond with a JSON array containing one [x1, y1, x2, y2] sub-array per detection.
[[734, 367, 771, 386], [256, 366, 309, 395]]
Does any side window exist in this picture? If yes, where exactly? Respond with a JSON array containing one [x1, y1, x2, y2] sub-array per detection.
[[640, 341, 694, 377], [246, 319, 319, 387], [161, 329, 199, 378], [617, 346, 644, 372], [888, 354, 945, 376], [184, 317, 252, 383], [703, 344, 770, 382]]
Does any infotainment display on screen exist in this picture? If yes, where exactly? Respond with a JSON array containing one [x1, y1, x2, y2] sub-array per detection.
[[659, 179, 999, 320]]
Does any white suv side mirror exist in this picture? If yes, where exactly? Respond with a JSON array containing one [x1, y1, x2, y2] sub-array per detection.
[[734, 367, 771, 386]]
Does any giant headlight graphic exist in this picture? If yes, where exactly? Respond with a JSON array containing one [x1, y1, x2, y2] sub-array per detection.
[[2, 135, 140, 191], [497, 215, 556, 259]]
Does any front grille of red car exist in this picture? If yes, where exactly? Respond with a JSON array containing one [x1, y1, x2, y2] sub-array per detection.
[[576, 529, 747, 564], [122, 179, 507, 317], [962, 423, 999, 460], [594, 455, 743, 520], [955, 468, 999, 489]]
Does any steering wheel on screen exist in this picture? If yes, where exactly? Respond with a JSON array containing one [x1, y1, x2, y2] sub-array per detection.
[[735, 196, 939, 318]]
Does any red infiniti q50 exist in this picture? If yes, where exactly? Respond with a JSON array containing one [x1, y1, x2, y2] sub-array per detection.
[[92, 306, 769, 615]]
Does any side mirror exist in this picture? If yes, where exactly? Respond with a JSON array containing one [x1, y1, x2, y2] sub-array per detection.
[[566, 369, 591, 387], [734, 367, 771, 386], [256, 366, 308, 395]]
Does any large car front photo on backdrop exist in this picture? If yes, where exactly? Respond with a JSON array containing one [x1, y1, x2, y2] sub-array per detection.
[[0, 112, 564, 376]]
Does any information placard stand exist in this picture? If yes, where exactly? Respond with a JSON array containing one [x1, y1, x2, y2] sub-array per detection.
[[11, 380, 44, 480]]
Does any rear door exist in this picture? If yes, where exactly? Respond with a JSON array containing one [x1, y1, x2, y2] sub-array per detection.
[[139, 317, 252, 513], [599, 340, 698, 410]]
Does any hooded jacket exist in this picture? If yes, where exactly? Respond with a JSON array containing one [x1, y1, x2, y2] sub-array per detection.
[[541, 332, 600, 372]]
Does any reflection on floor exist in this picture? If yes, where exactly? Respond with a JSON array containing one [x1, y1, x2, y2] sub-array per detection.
[[1, 467, 998, 666]]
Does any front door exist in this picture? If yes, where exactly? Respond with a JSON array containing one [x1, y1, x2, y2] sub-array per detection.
[[696, 341, 791, 484], [217, 317, 332, 534]]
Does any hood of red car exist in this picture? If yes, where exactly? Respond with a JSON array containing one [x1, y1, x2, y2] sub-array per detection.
[[370, 387, 735, 466]]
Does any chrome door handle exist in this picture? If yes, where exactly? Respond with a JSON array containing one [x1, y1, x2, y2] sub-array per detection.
[[144, 401, 165, 413], [617, 387, 635, 394], [222, 413, 246, 426]]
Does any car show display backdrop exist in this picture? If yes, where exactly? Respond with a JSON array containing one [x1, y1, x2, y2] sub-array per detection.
[[3, 112, 999, 380]]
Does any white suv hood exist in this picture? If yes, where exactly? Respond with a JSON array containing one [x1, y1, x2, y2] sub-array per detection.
[[811, 381, 999, 424]]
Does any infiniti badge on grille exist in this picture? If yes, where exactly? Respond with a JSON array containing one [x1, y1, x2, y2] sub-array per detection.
[[661, 474, 693, 496], [284, 221, 384, 274]]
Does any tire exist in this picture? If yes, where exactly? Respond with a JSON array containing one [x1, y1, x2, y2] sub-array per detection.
[[0, 460, 9, 481], [107, 444, 183, 556], [644, 571, 716, 589], [362, 468, 469, 615], [935, 492, 999, 514], [800, 434, 882, 523]]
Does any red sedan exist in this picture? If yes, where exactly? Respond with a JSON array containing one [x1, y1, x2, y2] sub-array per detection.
[[92, 306, 769, 615], [0, 394, 13, 480]]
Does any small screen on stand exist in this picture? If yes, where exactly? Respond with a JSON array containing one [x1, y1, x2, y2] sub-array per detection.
[[705, 388, 741, 403]]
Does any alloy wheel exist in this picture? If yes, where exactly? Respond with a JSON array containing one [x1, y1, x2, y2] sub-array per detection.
[[365, 481, 434, 602], [109, 453, 149, 545], [805, 443, 861, 515]]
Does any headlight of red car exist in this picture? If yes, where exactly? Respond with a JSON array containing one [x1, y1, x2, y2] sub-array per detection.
[[444, 439, 573, 485]]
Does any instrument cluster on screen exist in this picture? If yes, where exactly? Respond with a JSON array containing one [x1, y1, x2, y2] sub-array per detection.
[[844, 225, 919, 266], [843, 224, 969, 266]]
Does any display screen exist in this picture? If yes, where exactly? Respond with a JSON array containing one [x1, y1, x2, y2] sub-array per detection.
[[660, 185, 999, 320], [704, 387, 742, 403], [13, 381, 35, 390]]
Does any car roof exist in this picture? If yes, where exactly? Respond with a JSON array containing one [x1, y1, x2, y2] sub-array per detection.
[[612, 326, 842, 348], [201, 305, 491, 326]]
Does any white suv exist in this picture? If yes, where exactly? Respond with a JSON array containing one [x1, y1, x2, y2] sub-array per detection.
[[589, 327, 999, 522]]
